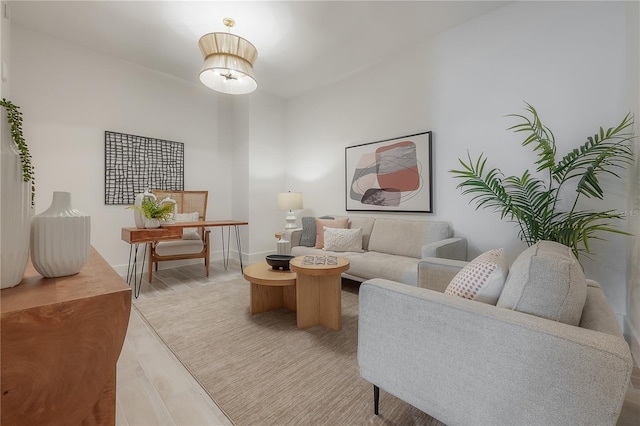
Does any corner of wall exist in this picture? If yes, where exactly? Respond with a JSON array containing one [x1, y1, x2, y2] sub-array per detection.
[[0, 1, 10, 99], [625, 0, 640, 364]]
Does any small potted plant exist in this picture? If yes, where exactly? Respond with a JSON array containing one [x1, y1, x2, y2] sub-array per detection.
[[129, 197, 175, 228]]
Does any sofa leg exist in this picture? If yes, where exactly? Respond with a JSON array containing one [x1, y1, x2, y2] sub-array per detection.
[[374, 385, 379, 415]]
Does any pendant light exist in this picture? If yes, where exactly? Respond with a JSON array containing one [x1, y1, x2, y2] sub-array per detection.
[[198, 18, 258, 95]]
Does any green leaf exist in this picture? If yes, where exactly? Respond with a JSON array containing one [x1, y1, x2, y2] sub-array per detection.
[[450, 103, 637, 260]]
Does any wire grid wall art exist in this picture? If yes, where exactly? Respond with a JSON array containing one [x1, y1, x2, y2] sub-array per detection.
[[104, 131, 184, 205]]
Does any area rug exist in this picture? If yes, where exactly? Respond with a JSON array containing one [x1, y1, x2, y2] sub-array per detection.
[[133, 278, 443, 426]]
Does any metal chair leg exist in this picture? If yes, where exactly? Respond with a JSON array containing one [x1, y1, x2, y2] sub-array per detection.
[[374, 384, 379, 415]]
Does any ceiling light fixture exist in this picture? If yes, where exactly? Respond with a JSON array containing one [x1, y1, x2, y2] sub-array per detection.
[[198, 17, 258, 95]]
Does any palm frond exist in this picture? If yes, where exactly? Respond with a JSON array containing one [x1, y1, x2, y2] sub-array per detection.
[[503, 171, 555, 244], [554, 113, 635, 199], [506, 102, 557, 173], [450, 152, 513, 216], [547, 210, 630, 258]]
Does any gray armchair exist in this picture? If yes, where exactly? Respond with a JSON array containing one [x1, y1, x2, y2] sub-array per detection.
[[357, 253, 633, 425]]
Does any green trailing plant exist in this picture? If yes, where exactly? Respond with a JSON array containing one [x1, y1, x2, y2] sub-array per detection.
[[450, 103, 636, 259], [128, 197, 175, 221], [1, 98, 35, 205]]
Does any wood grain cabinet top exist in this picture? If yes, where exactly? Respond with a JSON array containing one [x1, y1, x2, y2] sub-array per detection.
[[1, 247, 131, 425]]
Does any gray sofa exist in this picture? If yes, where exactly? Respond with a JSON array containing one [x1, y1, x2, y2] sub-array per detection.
[[357, 241, 633, 425], [282, 216, 466, 285]]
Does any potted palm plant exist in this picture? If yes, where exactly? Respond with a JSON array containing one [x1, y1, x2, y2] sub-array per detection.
[[129, 197, 175, 228], [450, 103, 635, 259]]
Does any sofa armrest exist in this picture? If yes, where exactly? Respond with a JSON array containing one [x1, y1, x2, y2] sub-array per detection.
[[357, 279, 632, 426], [421, 237, 467, 261], [282, 228, 302, 247], [417, 257, 467, 292]]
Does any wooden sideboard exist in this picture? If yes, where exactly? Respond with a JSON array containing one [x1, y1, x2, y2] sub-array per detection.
[[1, 247, 131, 425]]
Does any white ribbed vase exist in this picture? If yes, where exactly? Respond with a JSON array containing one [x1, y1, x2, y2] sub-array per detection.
[[30, 192, 91, 278], [0, 111, 32, 288]]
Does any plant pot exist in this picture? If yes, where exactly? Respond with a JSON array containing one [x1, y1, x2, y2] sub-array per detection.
[[134, 191, 157, 228], [145, 218, 160, 228], [30, 192, 91, 278]]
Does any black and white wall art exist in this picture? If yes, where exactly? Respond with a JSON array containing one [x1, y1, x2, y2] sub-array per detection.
[[104, 131, 184, 205]]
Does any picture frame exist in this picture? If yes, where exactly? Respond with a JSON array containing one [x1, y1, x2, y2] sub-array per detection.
[[104, 131, 184, 205], [345, 131, 432, 213]]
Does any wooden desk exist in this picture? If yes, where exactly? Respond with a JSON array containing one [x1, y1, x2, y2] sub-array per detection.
[[121, 220, 249, 297], [1, 247, 131, 425], [121, 225, 182, 244]]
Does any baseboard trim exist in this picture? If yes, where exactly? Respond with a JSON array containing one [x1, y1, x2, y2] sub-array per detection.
[[110, 249, 273, 277]]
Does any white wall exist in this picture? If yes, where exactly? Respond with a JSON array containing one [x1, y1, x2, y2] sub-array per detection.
[[230, 92, 287, 265], [285, 1, 633, 323], [10, 25, 236, 273], [1, 2, 8, 99], [625, 1, 640, 363], [246, 92, 287, 262]]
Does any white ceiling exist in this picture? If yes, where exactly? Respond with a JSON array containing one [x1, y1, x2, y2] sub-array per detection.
[[9, 1, 509, 99]]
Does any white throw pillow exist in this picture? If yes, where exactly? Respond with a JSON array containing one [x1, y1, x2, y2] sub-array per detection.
[[175, 212, 201, 240], [444, 248, 509, 305], [323, 227, 364, 252], [315, 217, 349, 248]]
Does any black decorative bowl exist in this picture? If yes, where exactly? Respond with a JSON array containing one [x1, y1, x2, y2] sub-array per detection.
[[266, 255, 295, 271]]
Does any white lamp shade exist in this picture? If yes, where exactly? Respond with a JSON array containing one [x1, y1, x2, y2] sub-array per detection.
[[198, 32, 258, 95], [277, 192, 303, 210]]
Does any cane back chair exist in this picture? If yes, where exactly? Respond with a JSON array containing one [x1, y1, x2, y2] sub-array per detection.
[[148, 190, 210, 281]]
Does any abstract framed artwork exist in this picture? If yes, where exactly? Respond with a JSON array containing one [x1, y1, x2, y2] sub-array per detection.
[[104, 131, 184, 205], [345, 131, 432, 213]]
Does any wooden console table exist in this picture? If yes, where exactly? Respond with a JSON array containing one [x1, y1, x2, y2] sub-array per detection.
[[1, 247, 131, 425], [122, 220, 248, 297]]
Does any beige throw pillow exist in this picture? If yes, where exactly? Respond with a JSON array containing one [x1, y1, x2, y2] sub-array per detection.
[[315, 217, 349, 248], [497, 241, 587, 326], [323, 227, 364, 252], [175, 212, 201, 240], [445, 248, 509, 305]]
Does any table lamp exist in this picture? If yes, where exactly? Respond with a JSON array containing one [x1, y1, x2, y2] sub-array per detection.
[[277, 191, 303, 229]]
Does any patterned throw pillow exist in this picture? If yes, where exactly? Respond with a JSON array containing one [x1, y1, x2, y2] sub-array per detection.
[[323, 227, 364, 252], [315, 217, 349, 248], [444, 248, 509, 305]]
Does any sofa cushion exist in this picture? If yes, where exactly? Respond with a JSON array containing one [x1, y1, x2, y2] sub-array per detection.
[[345, 251, 421, 285], [347, 216, 375, 251], [368, 219, 452, 258], [323, 227, 364, 252], [155, 239, 204, 255], [315, 217, 348, 248], [444, 248, 508, 305], [497, 241, 587, 326]]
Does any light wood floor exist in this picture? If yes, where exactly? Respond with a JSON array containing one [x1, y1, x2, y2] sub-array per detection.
[[116, 261, 640, 425], [116, 261, 237, 426]]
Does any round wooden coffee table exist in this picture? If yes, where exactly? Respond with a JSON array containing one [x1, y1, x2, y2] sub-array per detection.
[[243, 261, 297, 314], [289, 255, 350, 331]]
